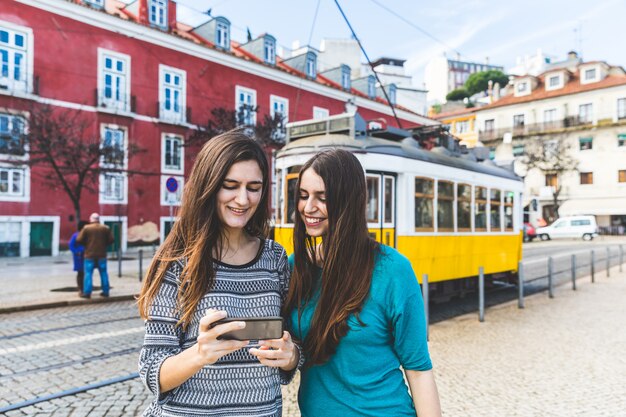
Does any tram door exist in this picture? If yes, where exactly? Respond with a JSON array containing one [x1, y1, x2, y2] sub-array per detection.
[[366, 172, 396, 248]]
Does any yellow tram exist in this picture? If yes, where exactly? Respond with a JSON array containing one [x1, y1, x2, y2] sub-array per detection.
[[273, 112, 524, 295]]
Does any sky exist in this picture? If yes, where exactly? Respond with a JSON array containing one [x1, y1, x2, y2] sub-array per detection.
[[172, 0, 626, 87]]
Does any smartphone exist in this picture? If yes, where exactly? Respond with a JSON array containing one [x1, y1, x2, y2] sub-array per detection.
[[211, 316, 284, 341]]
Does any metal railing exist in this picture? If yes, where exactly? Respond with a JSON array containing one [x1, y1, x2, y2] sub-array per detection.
[[479, 116, 597, 141], [421, 244, 625, 333]]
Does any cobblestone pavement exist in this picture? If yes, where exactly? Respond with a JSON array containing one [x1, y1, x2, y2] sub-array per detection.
[[429, 269, 626, 416], [1, 267, 624, 416]]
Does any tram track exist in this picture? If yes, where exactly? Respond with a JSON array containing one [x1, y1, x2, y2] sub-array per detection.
[[0, 315, 140, 341], [0, 372, 140, 413], [0, 346, 140, 378]]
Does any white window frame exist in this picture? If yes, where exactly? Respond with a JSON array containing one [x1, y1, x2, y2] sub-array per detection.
[[367, 77, 376, 98], [235, 86, 257, 126], [546, 73, 563, 91], [306, 54, 316, 78], [148, 0, 168, 29], [582, 66, 599, 84], [617, 98, 626, 120], [0, 163, 29, 202], [97, 48, 131, 112], [0, 21, 34, 94], [99, 124, 128, 205], [484, 119, 495, 131], [388, 84, 397, 105], [341, 67, 351, 90], [0, 112, 27, 157], [270, 95, 289, 140], [579, 103, 593, 124], [544, 108, 557, 123], [264, 38, 276, 65], [159, 65, 186, 124], [161, 133, 184, 174], [456, 120, 469, 134], [513, 113, 525, 128], [313, 106, 329, 119], [160, 175, 184, 206], [216, 21, 230, 49]]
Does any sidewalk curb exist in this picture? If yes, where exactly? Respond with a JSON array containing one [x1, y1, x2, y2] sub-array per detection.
[[0, 294, 139, 315]]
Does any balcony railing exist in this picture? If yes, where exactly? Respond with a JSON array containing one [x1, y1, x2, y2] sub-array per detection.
[[157, 102, 191, 124], [0, 74, 39, 95], [479, 116, 595, 141], [95, 89, 136, 113]]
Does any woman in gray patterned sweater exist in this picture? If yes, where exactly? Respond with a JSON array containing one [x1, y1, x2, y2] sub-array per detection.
[[137, 131, 302, 417]]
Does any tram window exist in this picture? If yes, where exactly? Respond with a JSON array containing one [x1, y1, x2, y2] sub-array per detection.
[[284, 173, 299, 224], [415, 177, 434, 231], [366, 176, 380, 223], [457, 183, 472, 231], [384, 177, 393, 223], [490, 189, 502, 232], [504, 191, 514, 231], [475, 186, 487, 231], [437, 180, 454, 231]]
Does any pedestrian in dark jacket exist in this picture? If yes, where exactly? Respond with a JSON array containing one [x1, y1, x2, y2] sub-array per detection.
[[76, 213, 114, 298], [69, 220, 87, 295]]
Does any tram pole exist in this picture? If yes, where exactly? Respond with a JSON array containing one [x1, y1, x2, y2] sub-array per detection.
[[571, 254, 576, 291], [548, 256, 554, 298], [517, 261, 524, 309], [591, 250, 595, 283], [620, 245, 624, 273], [606, 247, 610, 278], [478, 267, 485, 322], [422, 274, 429, 341]]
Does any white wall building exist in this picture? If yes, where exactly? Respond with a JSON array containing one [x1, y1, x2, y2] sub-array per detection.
[[475, 59, 626, 233]]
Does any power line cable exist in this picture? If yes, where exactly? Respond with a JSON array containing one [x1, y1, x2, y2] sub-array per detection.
[[366, 0, 464, 59], [333, 0, 403, 129], [293, 0, 322, 122]]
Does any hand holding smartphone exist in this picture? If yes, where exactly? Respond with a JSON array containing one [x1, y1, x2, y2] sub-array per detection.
[[211, 316, 284, 341]]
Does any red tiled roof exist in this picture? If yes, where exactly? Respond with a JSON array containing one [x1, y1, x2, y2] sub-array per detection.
[[480, 69, 626, 110], [99, 0, 415, 115]]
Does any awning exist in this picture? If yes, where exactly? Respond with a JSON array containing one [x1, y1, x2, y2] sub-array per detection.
[[559, 198, 626, 216]]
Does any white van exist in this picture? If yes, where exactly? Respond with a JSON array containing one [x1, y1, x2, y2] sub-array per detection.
[[536, 215, 598, 241]]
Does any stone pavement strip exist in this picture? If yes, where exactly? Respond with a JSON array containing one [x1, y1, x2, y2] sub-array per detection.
[[429, 269, 626, 417]]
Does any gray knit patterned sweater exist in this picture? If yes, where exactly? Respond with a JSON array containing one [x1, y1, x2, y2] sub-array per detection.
[[139, 239, 302, 417]]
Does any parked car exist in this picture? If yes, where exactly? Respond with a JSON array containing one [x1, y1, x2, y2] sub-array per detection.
[[523, 222, 536, 242], [535, 216, 598, 241]]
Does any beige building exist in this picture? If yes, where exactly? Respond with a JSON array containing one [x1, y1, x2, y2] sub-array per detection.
[[475, 58, 626, 233]]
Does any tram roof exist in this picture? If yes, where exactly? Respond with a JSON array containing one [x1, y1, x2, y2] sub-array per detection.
[[277, 133, 521, 182]]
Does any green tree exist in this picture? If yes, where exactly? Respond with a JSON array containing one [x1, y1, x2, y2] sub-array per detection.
[[464, 70, 509, 96], [445, 88, 470, 101]]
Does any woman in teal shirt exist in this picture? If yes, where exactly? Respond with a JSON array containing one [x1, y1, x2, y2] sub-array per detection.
[[284, 149, 441, 417]]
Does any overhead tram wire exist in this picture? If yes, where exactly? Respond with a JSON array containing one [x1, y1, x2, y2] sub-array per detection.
[[333, 0, 403, 129]]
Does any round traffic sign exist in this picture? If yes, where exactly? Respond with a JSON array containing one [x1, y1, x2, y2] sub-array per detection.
[[166, 177, 179, 193]]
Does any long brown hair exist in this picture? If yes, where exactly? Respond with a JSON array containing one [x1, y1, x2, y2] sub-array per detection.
[[138, 130, 269, 328], [284, 149, 379, 365]]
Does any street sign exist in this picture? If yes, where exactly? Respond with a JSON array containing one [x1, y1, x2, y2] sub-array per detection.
[[166, 177, 178, 193]]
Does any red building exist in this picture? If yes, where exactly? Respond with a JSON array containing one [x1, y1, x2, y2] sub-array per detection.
[[0, 0, 433, 257]]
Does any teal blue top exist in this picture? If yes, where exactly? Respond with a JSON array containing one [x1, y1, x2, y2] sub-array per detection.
[[288, 245, 432, 417]]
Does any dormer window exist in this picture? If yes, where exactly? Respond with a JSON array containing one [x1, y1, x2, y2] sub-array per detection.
[[149, 0, 168, 29], [306, 53, 316, 78], [388, 84, 397, 106], [216, 20, 230, 50], [263, 37, 276, 65], [517, 82, 528, 93], [341, 66, 351, 90], [584, 68, 597, 82], [367, 76, 376, 98]]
